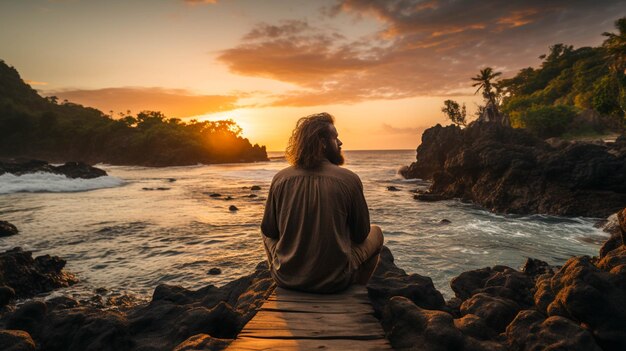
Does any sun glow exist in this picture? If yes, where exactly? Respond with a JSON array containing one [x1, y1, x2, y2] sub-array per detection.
[[192, 109, 256, 141]]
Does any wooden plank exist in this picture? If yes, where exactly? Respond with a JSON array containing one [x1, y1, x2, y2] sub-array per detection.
[[228, 337, 392, 350], [227, 285, 392, 350], [260, 300, 372, 314]]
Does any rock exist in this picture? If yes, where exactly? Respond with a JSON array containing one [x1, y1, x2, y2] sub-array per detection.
[[228, 205, 238, 212], [0, 160, 107, 179], [460, 293, 521, 333], [224, 196, 233, 201], [155, 187, 170, 191], [0, 285, 16, 307], [6, 301, 48, 337], [209, 193, 222, 198], [46, 296, 79, 311], [401, 123, 626, 217], [619, 208, 626, 245], [414, 192, 449, 202], [450, 265, 535, 307], [0, 330, 36, 351], [0, 248, 78, 299], [250, 185, 261, 191], [54, 162, 107, 179], [0, 220, 19, 237], [387, 186, 400, 191], [382, 296, 505, 351], [208, 268, 222, 275], [367, 246, 445, 317], [506, 310, 601, 351], [245, 194, 257, 198], [173, 334, 232, 351], [167, 178, 176, 182], [520, 257, 554, 278], [537, 254, 626, 349], [453, 313, 496, 341], [439, 219, 452, 225]]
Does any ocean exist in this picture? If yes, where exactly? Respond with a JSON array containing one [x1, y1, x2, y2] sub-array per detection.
[[0, 150, 607, 301]]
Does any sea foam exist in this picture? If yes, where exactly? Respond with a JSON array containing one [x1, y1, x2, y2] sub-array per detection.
[[0, 172, 125, 194]]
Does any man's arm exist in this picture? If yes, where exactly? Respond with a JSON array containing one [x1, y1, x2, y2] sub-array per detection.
[[261, 181, 280, 239], [348, 176, 370, 244]]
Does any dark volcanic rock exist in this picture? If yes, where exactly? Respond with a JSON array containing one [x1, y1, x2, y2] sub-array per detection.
[[401, 123, 626, 217], [367, 246, 445, 317], [0, 248, 78, 301], [0, 221, 19, 237], [0, 261, 274, 351], [208, 268, 222, 275], [460, 293, 521, 333], [450, 265, 535, 307], [228, 205, 238, 212], [0, 285, 16, 307], [0, 160, 106, 179], [506, 309, 601, 351], [0, 330, 36, 351], [250, 185, 261, 191], [387, 186, 400, 191], [382, 296, 505, 351]]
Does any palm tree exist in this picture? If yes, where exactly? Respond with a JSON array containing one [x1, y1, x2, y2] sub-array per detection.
[[472, 67, 506, 124], [602, 17, 626, 75]]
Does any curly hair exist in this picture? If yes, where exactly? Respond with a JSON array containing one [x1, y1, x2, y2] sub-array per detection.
[[285, 112, 335, 169]]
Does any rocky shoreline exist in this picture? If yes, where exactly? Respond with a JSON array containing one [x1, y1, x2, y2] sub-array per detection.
[[0, 159, 107, 179], [400, 123, 626, 218], [0, 210, 625, 350]]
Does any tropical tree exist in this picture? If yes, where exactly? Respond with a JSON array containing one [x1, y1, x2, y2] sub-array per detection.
[[441, 100, 467, 126], [602, 17, 626, 75], [471, 67, 508, 125]]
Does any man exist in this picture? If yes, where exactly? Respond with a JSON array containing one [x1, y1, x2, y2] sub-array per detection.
[[261, 112, 384, 293]]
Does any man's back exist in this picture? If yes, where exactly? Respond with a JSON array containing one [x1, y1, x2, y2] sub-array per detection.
[[261, 160, 370, 293]]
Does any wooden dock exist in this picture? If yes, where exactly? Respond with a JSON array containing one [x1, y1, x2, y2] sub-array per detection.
[[227, 285, 392, 350]]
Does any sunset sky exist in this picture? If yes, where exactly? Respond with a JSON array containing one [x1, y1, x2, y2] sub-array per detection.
[[1, 0, 624, 150]]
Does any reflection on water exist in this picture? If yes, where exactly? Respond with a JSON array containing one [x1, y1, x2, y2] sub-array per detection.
[[0, 150, 606, 299]]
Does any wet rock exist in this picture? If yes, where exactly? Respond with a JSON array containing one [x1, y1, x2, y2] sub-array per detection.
[[401, 123, 626, 217], [0, 221, 19, 237], [0, 285, 15, 307], [224, 196, 233, 201], [244, 194, 257, 198], [413, 192, 448, 202], [142, 187, 170, 191], [167, 178, 176, 182], [173, 334, 232, 351], [208, 268, 222, 275], [537, 254, 626, 350], [450, 265, 535, 307], [209, 193, 221, 198], [228, 205, 238, 212], [0, 330, 36, 351], [453, 313, 496, 341], [250, 185, 261, 191], [506, 309, 601, 351], [0, 160, 107, 179], [0, 248, 78, 299], [382, 296, 505, 351], [46, 296, 79, 311], [460, 293, 521, 333], [54, 161, 107, 179], [619, 207, 626, 245], [387, 186, 400, 191], [367, 246, 445, 317], [520, 257, 554, 278], [6, 301, 48, 337], [95, 287, 108, 295], [439, 219, 452, 225]]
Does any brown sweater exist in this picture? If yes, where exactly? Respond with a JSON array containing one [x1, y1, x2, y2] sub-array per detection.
[[261, 160, 370, 293]]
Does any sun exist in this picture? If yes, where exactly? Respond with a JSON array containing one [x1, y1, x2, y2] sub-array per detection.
[[192, 109, 256, 140]]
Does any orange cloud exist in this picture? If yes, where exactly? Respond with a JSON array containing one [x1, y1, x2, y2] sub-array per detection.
[[48, 87, 239, 118], [183, 0, 218, 5], [25, 80, 48, 86]]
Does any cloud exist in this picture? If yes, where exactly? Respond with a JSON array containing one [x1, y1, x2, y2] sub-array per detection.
[[218, 0, 626, 107], [183, 0, 218, 4], [25, 80, 48, 86], [48, 87, 239, 118], [381, 123, 426, 135]]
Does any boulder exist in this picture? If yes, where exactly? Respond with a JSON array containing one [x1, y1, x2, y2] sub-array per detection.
[[367, 246, 445, 317], [401, 123, 626, 217], [173, 334, 231, 351], [460, 293, 521, 333], [0, 330, 36, 351], [506, 310, 601, 351], [450, 265, 535, 307], [0, 248, 78, 300], [0, 160, 106, 179], [0, 221, 19, 237]]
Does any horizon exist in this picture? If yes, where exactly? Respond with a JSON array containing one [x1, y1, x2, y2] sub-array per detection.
[[1, 0, 624, 150]]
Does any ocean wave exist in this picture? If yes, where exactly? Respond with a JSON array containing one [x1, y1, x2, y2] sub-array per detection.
[[0, 172, 125, 194]]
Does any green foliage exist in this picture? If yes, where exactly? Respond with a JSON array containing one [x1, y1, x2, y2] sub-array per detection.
[[441, 100, 467, 126], [500, 17, 626, 135], [0, 60, 267, 165], [515, 105, 576, 138]]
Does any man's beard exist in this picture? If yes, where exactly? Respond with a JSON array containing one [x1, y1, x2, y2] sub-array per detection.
[[324, 144, 344, 165]]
